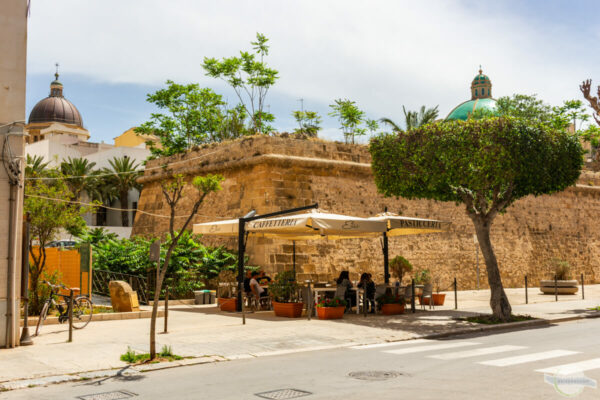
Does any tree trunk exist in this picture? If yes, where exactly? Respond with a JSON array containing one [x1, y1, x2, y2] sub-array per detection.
[[472, 216, 512, 321], [120, 190, 129, 227], [150, 247, 174, 359]]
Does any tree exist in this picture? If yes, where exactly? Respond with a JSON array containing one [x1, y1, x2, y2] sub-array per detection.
[[135, 81, 226, 158], [60, 157, 99, 201], [580, 79, 600, 125], [203, 33, 279, 134], [328, 99, 366, 144], [369, 117, 582, 320], [149, 173, 223, 359], [380, 105, 439, 132], [25, 173, 90, 314], [25, 154, 49, 178], [292, 110, 322, 137], [105, 156, 142, 227]]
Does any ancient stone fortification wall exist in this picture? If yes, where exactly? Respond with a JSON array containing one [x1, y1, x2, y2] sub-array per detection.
[[133, 136, 600, 289]]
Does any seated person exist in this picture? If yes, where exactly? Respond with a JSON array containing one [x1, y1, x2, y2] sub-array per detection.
[[357, 273, 376, 313], [243, 270, 252, 294], [249, 271, 269, 302], [335, 270, 354, 311]]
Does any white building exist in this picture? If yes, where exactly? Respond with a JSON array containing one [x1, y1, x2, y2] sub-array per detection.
[[25, 74, 152, 238]]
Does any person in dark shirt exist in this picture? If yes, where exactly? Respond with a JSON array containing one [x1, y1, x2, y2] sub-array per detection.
[[358, 273, 376, 313], [243, 270, 252, 294], [258, 271, 272, 284]]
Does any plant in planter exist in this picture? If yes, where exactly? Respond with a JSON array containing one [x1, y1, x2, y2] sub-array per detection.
[[376, 290, 405, 315], [217, 270, 237, 311], [269, 270, 303, 318], [389, 255, 412, 284], [540, 260, 578, 295], [315, 297, 347, 320], [413, 268, 431, 298]]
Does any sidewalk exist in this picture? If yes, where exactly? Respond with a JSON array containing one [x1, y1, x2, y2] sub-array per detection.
[[2, 285, 599, 388]]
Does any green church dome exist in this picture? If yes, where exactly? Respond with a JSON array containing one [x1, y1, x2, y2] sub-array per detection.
[[446, 98, 497, 121], [446, 67, 497, 121]]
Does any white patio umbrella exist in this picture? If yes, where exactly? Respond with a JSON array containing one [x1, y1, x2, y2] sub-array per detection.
[[194, 209, 387, 239], [367, 212, 451, 283]]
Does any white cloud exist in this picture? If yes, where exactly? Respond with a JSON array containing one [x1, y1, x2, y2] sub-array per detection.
[[27, 0, 598, 129]]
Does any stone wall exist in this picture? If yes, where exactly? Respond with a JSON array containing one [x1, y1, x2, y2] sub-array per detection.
[[133, 135, 600, 290]]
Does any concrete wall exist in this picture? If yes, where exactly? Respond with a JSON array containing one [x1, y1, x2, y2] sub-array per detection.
[[0, 0, 27, 348], [133, 136, 600, 291]]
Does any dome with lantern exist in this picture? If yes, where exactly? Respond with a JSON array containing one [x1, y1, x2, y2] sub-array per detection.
[[446, 67, 497, 121]]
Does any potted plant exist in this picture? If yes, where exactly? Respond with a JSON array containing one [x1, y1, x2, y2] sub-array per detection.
[[217, 270, 237, 311], [389, 255, 412, 284], [270, 270, 303, 318], [376, 291, 405, 315], [316, 297, 346, 320], [540, 260, 578, 295]]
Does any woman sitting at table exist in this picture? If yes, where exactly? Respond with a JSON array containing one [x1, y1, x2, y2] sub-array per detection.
[[358, 273, 375, 313], [335, 271, 353, 312]]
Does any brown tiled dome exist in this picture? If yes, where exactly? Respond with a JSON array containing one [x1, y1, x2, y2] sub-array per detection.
[[28, 75, 83, 127]]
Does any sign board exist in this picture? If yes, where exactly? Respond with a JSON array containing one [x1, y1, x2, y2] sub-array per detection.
[[149, 240, 161, 262], [80, 243, 91, 272]]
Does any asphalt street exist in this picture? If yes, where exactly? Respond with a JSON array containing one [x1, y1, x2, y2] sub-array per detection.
[[6, 318, 600, 400]]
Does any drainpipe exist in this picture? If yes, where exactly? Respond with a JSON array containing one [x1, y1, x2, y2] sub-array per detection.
[[6, 183, 17, 348]]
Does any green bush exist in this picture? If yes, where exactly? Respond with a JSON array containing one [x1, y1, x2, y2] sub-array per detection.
[[92, 231, 238, 298], [269, 270, 300, 303]]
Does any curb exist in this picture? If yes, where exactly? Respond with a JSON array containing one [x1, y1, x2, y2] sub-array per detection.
[[19, 310, 165, 327]]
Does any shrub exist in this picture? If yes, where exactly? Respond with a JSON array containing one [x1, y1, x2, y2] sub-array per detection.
[[389, 255, 412, 281], [553, 260, 572, 280], [269, 270, 300, 303], [414, 269, 431, 285]]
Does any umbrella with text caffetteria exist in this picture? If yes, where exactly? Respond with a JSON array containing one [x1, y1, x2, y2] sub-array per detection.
[[193, 209, 387, 240]]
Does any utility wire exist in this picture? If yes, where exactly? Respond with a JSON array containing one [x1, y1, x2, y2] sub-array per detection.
[[24, 193, 234, 220]]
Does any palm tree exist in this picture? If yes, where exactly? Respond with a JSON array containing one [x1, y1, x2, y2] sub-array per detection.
[[380, 105, 440, 132], [60, 157, 98, 201], [25, 154, 50, 178], [105, 156, 142, 227]]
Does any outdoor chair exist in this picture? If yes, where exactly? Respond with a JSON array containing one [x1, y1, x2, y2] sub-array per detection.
[[404, 285, 413, 306], [421, 283, 434, 310], [373, 284, 388, 312]]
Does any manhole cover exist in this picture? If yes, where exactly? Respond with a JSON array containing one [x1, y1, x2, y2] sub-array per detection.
[[255, 388, 312, 399], [348, 371, 403, 381], [78, 390, 137, 400]]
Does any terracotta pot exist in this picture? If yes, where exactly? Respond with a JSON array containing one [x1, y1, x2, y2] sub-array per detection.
[[419, 294, 446, 306], [381, 303, 405, 315], [218, 297, 236, 312], [316, 306, 345, 320], [273, 301, 303, 318]]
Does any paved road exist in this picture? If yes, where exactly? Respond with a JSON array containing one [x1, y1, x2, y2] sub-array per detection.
[[7, 318, 600, 400]]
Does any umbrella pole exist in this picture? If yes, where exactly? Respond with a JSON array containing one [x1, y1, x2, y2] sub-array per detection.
[[293, 241, 296, 276], [383, 232, 390, 284]]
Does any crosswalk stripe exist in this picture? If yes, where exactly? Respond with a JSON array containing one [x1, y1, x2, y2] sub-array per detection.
[[479, 350, 580, 367], [428, 345, 525, 360], [384, 341, 480, 355], [536, 358, 600, 374], [350, 339, 431, 350]]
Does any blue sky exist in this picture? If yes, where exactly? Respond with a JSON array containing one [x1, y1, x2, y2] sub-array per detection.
[[26, 0, 600, 144]]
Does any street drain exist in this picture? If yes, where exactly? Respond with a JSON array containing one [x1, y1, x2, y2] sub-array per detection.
[[255, 388, 312, 399], [348, 371, 403, 381], [77, 390, 137, 400]]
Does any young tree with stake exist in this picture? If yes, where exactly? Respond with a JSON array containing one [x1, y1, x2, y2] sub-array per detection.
[[149, 173, 223, 359]]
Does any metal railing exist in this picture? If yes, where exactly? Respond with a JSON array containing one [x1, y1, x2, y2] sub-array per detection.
[[92, 269, 149, 304]]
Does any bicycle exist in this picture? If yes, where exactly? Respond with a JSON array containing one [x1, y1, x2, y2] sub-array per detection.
[[35, 280, 94, 336]]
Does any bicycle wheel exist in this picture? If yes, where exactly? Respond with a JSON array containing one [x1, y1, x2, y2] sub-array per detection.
[[35, 301, 50, 336], [71, 297, 93, 329]]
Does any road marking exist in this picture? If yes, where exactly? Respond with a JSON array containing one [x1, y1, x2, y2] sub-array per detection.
[[479, 350, 580, 367], [428, 345, 525, 360], [350, 339, 431, 350], [384, 341, 480, 355], [536, 358, 600, 374]]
